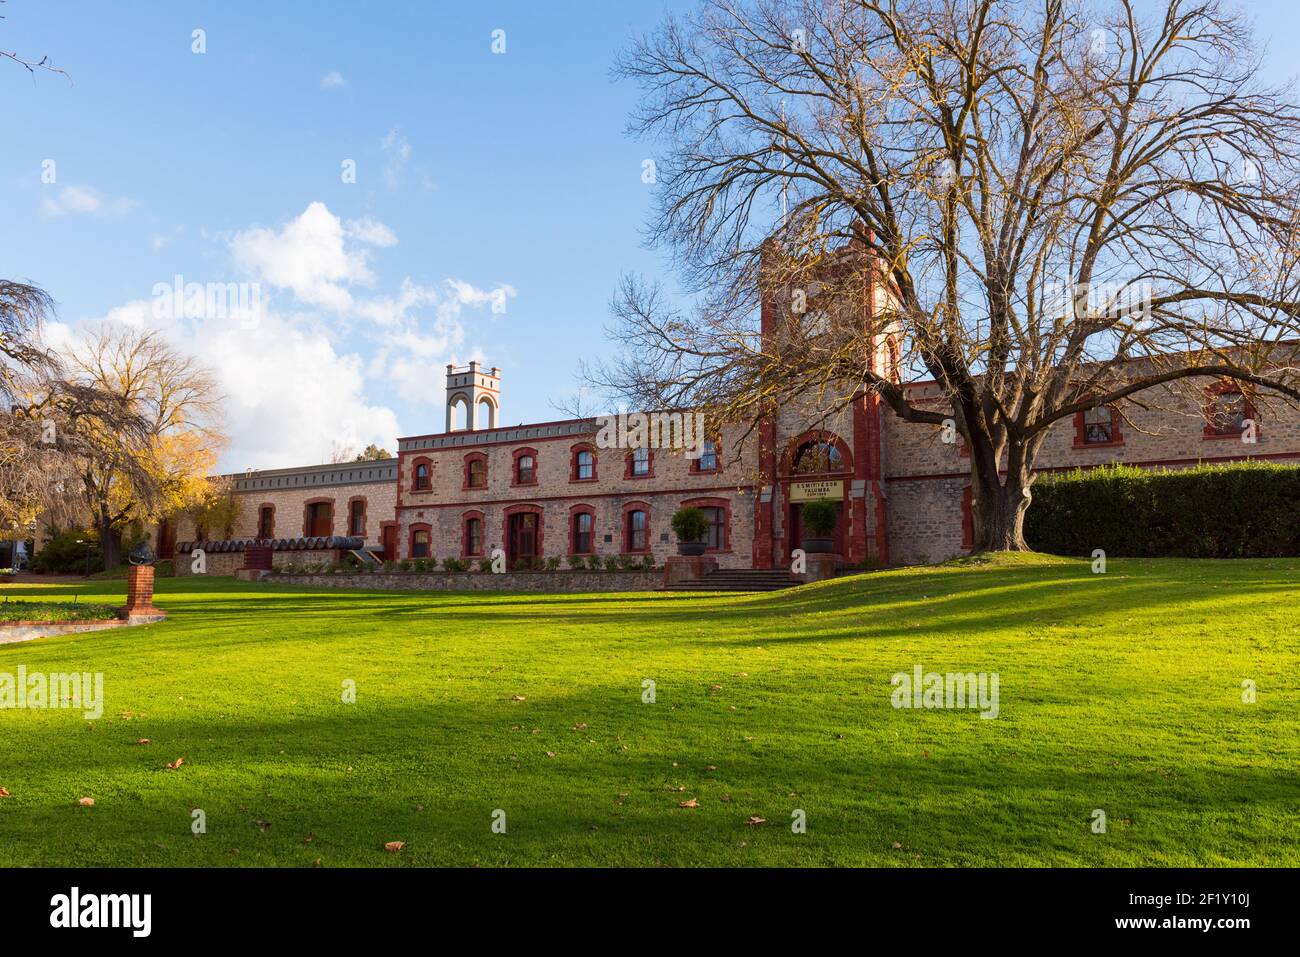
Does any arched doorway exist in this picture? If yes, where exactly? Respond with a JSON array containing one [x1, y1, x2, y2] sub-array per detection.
[[780, 431, 853, 560]]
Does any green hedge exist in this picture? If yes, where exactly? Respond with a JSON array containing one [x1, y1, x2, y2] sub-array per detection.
[[1024, 461, 1300, 558]]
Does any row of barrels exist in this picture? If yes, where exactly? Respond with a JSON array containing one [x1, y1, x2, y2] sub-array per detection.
[[173, 536, 365, 553]]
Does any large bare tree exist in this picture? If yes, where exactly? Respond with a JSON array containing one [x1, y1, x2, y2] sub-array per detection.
[[600, 0, 1300, 550]]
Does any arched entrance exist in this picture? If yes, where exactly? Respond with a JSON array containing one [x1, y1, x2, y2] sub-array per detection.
[[780, 431, 854, 562]]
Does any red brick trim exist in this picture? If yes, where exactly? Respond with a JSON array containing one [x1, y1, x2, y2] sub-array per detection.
[[681, 495, 731, 552], [780, 428, 854, 476], [511, 446, 540, 487], [461, 509, 486, 557], [570, 442, 598, 482], [411, 456, 433, 492], [624, 447, 655, 479], [463, 451, 489, 490], [621, 500, 652, 553], [346, 496, 368, 538], [393, 483, 754, 511], [1202, 381, 1259, 440], [502, 503, 544, 561], [688, 437, 723, 475], [408, 522, 433, 559], [257, 503, 276, 539], [1072, 404, 1125, 448], [302, 497, 335, 537], [568, 503, 596, 555]]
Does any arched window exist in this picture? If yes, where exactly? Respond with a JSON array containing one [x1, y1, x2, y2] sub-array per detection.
[[464, 453, 488, 489], [410, 525, 431, 559], [1203, 383, 1256, 439], [463, 514, 484, 557], [257, 505, 275, 539], [477, 397, 496, 429], [348, 498, 366, 536], [626, 446, 653, 478], [625, 507, 649, 552], [573, 511, 594, 554], [691, 438, 720, 473], [683, 497, 730, 551], [571, 445, 596, 482], [792, 441, 844, 474], [512, 447, 538, 486], [412, 459, 432, 491]]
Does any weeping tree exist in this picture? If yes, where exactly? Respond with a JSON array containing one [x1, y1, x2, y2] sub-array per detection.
[[598, 0, 1300, 550]]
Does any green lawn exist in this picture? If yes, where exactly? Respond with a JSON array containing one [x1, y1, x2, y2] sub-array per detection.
[[1, 554, 1296, 866]]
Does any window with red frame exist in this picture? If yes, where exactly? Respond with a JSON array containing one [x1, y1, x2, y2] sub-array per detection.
[[574, 448, 595, 480], [792, 440, 843, 473], [630, 446, 651, 477], [1081, 406, 1114, 444], [467, 458, 487, 488], [626, 509, 648, 551], [465, 517, 483, 556], [572, 512, 593, 553], [257, 506, 274, 539], [413, 462, 431, 491], [701, 506, 726, 550], [516, 454, 536, 484], [1205, 387, 1250, 437], [348, 499, 365, 536], [695, 439, 719, 472], [411, 528, 430, 558]]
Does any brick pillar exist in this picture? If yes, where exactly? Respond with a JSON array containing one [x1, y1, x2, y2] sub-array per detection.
[[123, 565, 164, 620]]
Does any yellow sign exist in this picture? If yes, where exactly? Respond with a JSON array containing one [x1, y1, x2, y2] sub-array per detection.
[[789, 480, 843, 503]]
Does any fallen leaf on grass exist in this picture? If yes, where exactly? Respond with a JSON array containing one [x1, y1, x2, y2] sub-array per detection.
[[511, 695, 526, 702], [133, 739, 150, 746], [78, 797, 94, 807], [166, 758, 184, 770], [745, 815, 765, 826], [892, 842, 903, 849], [545, 751, 556, 758], [0, 787, 10, 797], [679, 798, 700, 808], [384, 841, 405, 853], [573, 723, 587, 730], [255, 820, 271, 832]]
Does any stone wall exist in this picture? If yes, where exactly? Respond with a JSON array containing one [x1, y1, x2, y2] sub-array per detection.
[[267, 570, 664, 592], [173, 547, 344, 577], [395, 422, 759, 568]]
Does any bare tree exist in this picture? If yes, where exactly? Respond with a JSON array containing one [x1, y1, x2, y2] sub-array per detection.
[[0, 0, 69, 82], [600, 0, 1300, 550]]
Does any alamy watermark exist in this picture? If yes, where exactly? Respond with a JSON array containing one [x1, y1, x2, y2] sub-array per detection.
[[595, 410, 706, 459], [151, 274, 262, 329], [1, 666, 103, 719], [891, 664, 999, 719]]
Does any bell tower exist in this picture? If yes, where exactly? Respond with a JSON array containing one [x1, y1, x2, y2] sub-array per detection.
[[445, 361, 501, 432]]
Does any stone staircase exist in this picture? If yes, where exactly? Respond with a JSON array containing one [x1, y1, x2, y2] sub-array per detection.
[[664, 567, 799, 593]]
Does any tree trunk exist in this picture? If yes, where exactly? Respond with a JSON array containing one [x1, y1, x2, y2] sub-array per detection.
[[97, 516, 122, 572], [969, 448, 1034, 552]]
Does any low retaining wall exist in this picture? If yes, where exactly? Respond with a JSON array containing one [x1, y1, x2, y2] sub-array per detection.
[[176, 548, 345, 577], [1, 619, 129, 645], [267, 570, 664, 592]]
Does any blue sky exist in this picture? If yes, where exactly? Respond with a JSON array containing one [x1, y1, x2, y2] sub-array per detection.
[[3, 0, 1297, 470]]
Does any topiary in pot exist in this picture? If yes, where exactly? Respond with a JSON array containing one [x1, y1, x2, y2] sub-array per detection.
[[671, 507, 710, 556], [799, 498, 839, 553]]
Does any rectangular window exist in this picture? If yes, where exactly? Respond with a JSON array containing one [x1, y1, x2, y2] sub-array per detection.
[[412, 530, 430, 558], [1082, 406, 1113, 444], [574, 513, 593, 553], [631, 448, 650, 477], [349, 500, 365, 536], [627, 510, 647, 551], [698, 441, 718, 471], [702, 507, 726, 550], [466, 518, 482, 556], [257, 507, 273, 539]]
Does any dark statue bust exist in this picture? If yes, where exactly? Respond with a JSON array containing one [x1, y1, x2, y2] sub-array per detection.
[[128, 541, 156, 566]]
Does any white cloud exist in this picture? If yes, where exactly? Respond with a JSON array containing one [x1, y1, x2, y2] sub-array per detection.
[[346, 216, 398, 248], [320, 70, 346, 90], [230, 201, 374, 311], [41, 185, 132, 217]]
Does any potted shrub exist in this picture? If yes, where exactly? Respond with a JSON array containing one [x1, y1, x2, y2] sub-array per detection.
[[799, 498, 838, 553], [671, 507, 710, 556]]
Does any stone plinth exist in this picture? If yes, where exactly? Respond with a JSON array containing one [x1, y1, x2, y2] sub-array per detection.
[[799, 552, 841, 584], [663, 554, 719, 588]]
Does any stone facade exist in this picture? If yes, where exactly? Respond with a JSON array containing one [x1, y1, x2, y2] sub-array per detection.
[[269, 569, 663, 592]]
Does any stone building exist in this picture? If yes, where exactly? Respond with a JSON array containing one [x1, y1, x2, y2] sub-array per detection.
[[149, 279, 1300, 571]]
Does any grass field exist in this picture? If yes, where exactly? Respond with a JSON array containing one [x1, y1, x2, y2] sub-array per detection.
[[1, 554, 1297, 866]]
